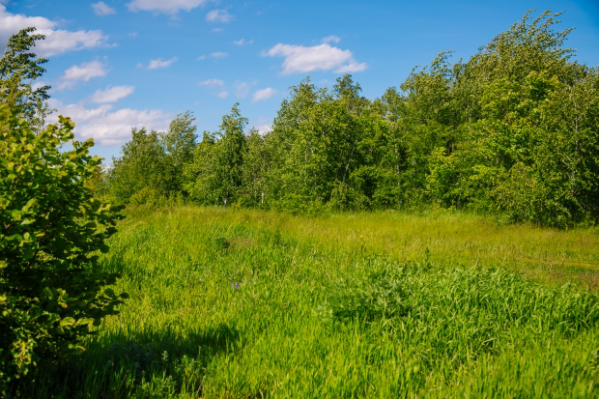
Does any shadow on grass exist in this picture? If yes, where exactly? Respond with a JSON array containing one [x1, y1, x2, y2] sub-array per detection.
[[9, 323, 240, 399]]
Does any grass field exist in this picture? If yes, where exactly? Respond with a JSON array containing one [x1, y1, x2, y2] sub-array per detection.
[[13, 207, 599, 398]]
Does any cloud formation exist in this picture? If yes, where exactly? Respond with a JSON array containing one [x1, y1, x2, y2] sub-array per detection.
[[47, 99, 172, 146], [0, 5, 108, 57], [57, 61, 107, 89], [199, 79, 229, 98], [89, 85, 135, 103], [206, 9, 233, 22], [321, 35, 341, 44], [234, 81, 251, 99], [233, 38, 253, 46], [198, 79, 224, 87], [127, 0, 206, 14], [263, 43, 367, 75], [92, 2, 116, 16], [146, 57, 178, 69], [210, 52, 228, 60], [252, 87, 277, 103]]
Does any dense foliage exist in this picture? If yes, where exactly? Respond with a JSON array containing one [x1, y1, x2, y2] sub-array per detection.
[[105, 11, 599, 227], [0, 29, 126, 391], [0, 27, 52, 132]]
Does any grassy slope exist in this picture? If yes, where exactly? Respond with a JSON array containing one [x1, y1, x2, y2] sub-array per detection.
[[14, 207, 599, 398]]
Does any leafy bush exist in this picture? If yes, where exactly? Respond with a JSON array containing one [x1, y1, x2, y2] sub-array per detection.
[[129, 187, 166, 206], [0, 105, 127, 391]]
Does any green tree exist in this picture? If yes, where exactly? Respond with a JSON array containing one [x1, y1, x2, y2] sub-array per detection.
[[267, 78, 321, 208], [378, 10, 598, 225], [184, 105, 248, 207], [240, 128, 270, 207], [268, 75, 381, 210], [0, 105, 127, 391], [108, 128, 168, 204], [160, 111, 197, 195], [184, 131, 220, 205], [0, 27, 52, 132], [214, 104, 248, 207]]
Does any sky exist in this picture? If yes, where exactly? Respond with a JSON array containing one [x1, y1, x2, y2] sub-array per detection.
[[1, 0, 598, 162]]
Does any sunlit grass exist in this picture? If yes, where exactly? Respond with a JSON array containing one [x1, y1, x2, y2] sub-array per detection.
[[13, 207, 599, 398]]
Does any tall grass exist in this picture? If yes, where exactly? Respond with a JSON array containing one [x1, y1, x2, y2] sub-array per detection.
[[11, 207, 599, 398]]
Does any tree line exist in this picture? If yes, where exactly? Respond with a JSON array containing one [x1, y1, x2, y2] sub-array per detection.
[[101, 11, 599, 227]]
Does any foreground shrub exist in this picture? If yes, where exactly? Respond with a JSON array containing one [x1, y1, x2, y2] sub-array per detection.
[[0, 105, 127, 392]]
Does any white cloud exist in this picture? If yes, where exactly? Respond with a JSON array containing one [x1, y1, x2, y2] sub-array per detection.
[[206, 9, 233, 22], [146, 57, 177, 69], [47, 99, 172, 146], [198, 79, 224, 87], [199, 79, 228, 98], [39, 30, 109, 57], [127, 0, 207, 14], [212, 28, 223, 32], [92, 2, 116, 16], [252, 87, 277, 103], [197, 55, 207, 60], [89, 85, 135, 103], [57, 60, 107, 89], [234, 81, 251, 99], [62, 61, 107, 81], [335, 62, 368, 74], [322, 35, 341, 44], [263, 43, 367, 75], [210, 52, 227, 59], [233, 38, 253, 46], [0, 5, 109, 57]]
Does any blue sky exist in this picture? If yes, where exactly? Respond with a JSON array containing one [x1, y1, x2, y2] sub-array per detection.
[[1, 0, 598, 162]]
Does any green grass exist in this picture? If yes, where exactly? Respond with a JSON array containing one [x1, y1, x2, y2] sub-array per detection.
[[12, 207, 599, 398]]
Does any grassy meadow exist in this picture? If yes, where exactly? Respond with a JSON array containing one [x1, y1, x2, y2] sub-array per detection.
[[13, 207, 599, 398]]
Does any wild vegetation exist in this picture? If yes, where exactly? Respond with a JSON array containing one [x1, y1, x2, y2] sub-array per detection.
[[2, 9, 599, 399], [102, 11, 599, 228], [9, 207, 599, 398]]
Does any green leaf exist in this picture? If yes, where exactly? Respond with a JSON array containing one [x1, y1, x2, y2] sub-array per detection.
[[60, 317, 75, 327], [42, 287, 53, 299]]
